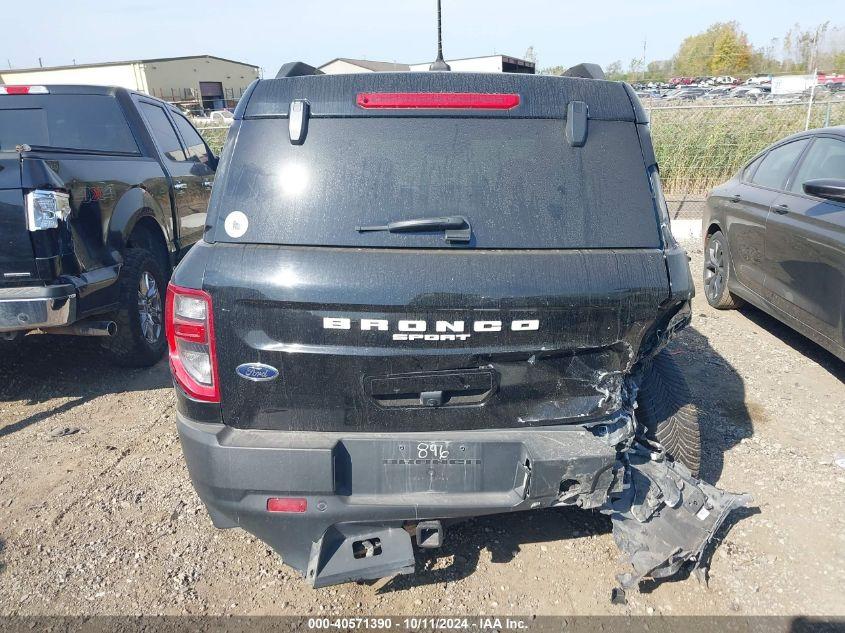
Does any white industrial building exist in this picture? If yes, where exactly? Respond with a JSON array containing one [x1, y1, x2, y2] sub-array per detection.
[[0, 55, 259, 109], [319, 54, 535, 75]]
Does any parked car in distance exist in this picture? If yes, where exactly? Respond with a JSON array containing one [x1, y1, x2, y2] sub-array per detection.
[[209, 110, 234, 124], [664, 87, 706, 101], [0, 84, 217, 365], [634, 88, 662, 100], [192, 109, 235, 126], [168, 62, 746, 592], [703, 126, 845, 362], [701, 86, 732, 100]]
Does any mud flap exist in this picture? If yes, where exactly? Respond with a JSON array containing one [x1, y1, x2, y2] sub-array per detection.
[[603, 446, 751, 591]]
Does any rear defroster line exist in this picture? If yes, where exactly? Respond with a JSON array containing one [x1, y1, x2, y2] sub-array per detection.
[[601, 441, 751, 602]]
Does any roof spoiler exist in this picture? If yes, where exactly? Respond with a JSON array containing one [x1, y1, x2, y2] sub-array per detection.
[[276, 62, 324, 79], [562, 63, 605, 80]]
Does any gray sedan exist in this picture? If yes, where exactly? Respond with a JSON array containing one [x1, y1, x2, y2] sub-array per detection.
[[702, 126, 845, 362]]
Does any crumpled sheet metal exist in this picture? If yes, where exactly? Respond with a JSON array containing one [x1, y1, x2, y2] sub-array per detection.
[[602, 446, 751, 590]]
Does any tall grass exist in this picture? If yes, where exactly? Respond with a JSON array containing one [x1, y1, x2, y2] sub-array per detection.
[[196, 101, 845, 196], [650, 100, 845, 194]]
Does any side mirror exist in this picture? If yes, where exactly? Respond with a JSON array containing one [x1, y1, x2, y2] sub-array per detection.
[[803, 179, 845, 203]]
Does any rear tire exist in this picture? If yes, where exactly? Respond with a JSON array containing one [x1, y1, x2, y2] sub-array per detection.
[[103, 248, 167, 368], [703, 230, 744, 310], [636, 350, 702, 477]]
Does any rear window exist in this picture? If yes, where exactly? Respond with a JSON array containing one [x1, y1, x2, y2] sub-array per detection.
[[0, 94, 138, 153], [211, 117, 659, 249]]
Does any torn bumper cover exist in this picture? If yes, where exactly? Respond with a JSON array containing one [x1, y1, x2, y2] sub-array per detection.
[[604, 445, 751, 591], [176, 411, 633, 587], [177, 403, 749, 591]]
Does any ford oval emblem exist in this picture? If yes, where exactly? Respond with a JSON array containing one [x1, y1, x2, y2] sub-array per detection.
[[236, 363, 279, 382]]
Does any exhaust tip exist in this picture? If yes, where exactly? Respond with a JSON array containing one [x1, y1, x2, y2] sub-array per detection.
[[44, 320, 118, 337]]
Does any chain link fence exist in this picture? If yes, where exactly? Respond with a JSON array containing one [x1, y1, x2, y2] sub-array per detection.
[[648, 99, 845, 196], [195, 123, 229, 154], [151, 86, 249, 112]]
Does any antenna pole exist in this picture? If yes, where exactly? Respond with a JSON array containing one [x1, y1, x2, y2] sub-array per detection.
[[429, 0, 451, 71]]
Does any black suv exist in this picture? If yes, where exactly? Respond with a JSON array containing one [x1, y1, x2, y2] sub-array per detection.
[[0, 85, 216, 365], [170, 64, 747, 592]]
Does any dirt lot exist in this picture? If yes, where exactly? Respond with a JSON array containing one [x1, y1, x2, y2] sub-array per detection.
[[0, 239, 843, 617]]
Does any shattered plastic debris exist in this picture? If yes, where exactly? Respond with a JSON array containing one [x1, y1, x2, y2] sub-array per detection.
[[602, 443, 751, 592]]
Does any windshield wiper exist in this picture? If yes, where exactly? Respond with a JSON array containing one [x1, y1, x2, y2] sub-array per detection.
[[355, 215, 471, 243]]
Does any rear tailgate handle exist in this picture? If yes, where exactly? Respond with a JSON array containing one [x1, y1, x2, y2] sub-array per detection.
[[366, 370, 496, 408]]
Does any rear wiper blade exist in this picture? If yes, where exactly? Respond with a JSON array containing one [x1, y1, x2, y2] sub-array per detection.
[[355, 215, 471, 243]]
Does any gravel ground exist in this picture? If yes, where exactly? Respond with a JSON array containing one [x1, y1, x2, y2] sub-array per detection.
[[0, 239, 843, 617]]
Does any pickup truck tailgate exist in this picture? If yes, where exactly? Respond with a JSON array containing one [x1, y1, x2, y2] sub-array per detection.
[[0, 156, 37, 280]]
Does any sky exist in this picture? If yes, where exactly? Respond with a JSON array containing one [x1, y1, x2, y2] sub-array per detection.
[[2, 0, 841, 76]]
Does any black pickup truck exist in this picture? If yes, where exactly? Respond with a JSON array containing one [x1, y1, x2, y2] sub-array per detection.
[[0, 84, 216, 365]]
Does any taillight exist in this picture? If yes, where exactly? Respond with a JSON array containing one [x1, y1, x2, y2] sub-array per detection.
[[0, 85, 49, 95], [166, 284, 219, 402], [356, 92, 520, 110], [25, 189, 71, 231]]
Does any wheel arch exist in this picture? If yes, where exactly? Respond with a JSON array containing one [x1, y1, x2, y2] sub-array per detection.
[[126, 216, 171, 278], [704, 221, 722, 242], [107, 187, 174, 275]]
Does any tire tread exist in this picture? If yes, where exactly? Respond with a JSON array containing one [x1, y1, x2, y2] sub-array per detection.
[[636, 350, 702, 476]]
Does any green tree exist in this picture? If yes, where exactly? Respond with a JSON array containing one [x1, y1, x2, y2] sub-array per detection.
[[710, 28, 752, 74], [605, 60, 625, 80], [674, 22, 753, 76]]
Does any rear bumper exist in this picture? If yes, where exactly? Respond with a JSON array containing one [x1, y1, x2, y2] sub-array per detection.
[[177, 411, 634, 586], [0, 284, 76, 332]]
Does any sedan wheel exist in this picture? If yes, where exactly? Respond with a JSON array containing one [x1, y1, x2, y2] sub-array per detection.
[[704, 238, 725, 303], [702, 230, 743, 310]]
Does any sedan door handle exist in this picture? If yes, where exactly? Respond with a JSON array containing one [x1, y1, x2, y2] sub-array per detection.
[[729, 194, 742, 203], [773, 203, 789, 215], [173, 182, 188, 191], [201, 180, 214, 189]]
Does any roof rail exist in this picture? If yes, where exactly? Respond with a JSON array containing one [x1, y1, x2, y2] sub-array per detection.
[[276, 62, 324, 79], [562, 63, 606, 80]]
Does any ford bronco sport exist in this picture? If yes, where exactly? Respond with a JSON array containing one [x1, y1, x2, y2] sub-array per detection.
[[170, 63, 747, 593]]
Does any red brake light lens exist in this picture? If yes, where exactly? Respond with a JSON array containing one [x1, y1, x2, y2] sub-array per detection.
[[0, 85, 49, 95], [166, 284, 219, 402], [356, 92, 520, 110], [267, 497, 307, 513]]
